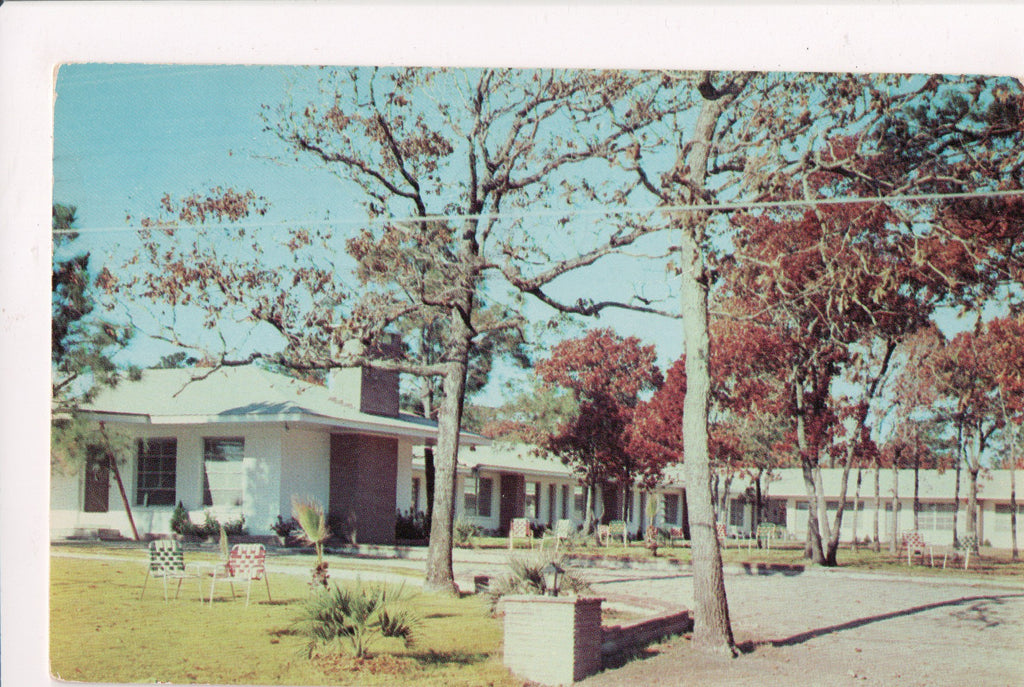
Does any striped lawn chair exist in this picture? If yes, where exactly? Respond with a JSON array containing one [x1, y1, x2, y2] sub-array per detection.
[[902, 531, 934, 566], [208, 543, 272, 607], [542, 519, 576, 551], [599, 520, 628, 547], [140, 540, 203, 601], [715, 522, 729, 549], [752, 523, 781, 553], [508, 518, 534, 549], [944, 535, 979, 570]]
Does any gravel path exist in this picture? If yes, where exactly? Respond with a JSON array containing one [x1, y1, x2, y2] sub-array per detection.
[[579, 568, 1024, 687]]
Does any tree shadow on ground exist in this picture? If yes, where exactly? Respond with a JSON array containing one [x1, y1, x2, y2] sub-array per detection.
[[766, 593, 1024, 648], [408, 649, 488, 667], [601, 644, 666, 671], [739, 562, 804, 576], [589, 573, 694, 586]]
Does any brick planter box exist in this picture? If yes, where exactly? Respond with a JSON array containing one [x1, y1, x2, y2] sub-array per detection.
[[503, 595, 604, 685]]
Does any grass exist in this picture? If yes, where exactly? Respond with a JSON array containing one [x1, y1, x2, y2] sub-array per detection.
[[487, 535, 1024, 580], [50, 554, 525, 686]]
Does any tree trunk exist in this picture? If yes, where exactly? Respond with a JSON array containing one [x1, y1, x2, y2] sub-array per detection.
[[872, 460, 881, 552], [953, 420, 963, 547], [913, 452, 920, 532], [753, 470, 763, 545], [420, 381, 437, 533], [851, 468, 862, 552], [424, 447, 435, 534], [824, 462, 854, 566], [107, 450, 140, 541], [813, 464, 833, 550], [889, 457, 900, 554], [424, 358, 469, 594], [679, 226, 735, 655], [1011, 459, 1018, 561], [583, 481, 595, 534], [801, 461, 824, 563], [718, 473, 733, 526], [710, 473, 720, 519], [967, 466, 980, 551], [98, 422, 139, 541]]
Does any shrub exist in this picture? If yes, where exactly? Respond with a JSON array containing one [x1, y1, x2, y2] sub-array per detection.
[[271, 515, 298, 538], [394, 509, 428, 540], [296, 581, 419, 659], [453, 518, 481, 548], [197, 511, 221, 539], [487, 551, 591, 610], [169, 502, 192, 536], [222, 514, 247, 536]]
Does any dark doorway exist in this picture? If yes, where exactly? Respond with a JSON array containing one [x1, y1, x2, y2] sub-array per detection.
[[83, 446, 110, 513], [499, 472, 525, 534]]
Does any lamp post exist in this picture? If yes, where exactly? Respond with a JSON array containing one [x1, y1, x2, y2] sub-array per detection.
[[541, 561, 563, 597]]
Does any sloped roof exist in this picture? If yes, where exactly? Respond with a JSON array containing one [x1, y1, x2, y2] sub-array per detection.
[[415, 443, 575, 478], [80, 366, 487, 444]]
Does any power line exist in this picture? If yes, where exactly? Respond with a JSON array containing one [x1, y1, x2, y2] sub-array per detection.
[[52, 187, 1024, 236]]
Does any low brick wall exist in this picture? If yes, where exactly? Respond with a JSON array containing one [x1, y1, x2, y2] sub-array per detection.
[[601, 611, 692, 658], [503, 595, 604, 685]]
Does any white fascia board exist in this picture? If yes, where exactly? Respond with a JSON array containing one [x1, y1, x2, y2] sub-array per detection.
[[472, 463, 575, 481], [78, 411, 153, 425], [144, 411, 481, 444]]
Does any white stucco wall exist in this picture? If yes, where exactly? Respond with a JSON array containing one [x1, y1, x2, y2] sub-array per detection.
[[50, 422, 321, 538], [394, 438, 415, 514], [278, 428, 330, 522]]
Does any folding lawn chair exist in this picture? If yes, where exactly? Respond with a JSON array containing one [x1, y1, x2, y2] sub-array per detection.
[[208, 543, 272, 607], [140, 539, 203, 602], [508, 517, 535, 549]]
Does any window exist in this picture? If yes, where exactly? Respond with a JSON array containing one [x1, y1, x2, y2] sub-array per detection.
[[663, 493, 680, 525], [136, 438, 177, 506], [525, 481, 540, 519], [561, 485, 570, 519], [995, 503, 1019, 532], [464, 476, 493, 517], [203, 437, 244, 507], [729, 498, 745, 527], [478, 477, 493, 517], [918, 503, 956, 531], [411, 477, 421, 513], [573, 485, 586, 517], [763, 498, 787, 526]]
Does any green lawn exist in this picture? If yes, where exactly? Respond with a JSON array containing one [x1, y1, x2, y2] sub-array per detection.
[[493, 536, 1024, 579], [50, 555, 525, 686]]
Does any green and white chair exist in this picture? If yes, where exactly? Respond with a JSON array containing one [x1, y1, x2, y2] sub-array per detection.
[[140, 539, 203, 602]]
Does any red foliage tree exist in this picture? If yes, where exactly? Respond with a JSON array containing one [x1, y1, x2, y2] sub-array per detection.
[[629, 319, 794, 528], [535, 329, 662, 533]]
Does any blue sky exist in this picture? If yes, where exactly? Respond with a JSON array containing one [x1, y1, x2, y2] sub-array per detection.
[[53, 64, 690, 403], [51, 63, 1015, 407]]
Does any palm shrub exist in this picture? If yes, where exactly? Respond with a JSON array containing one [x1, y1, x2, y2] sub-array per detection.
[[453, 517, 481, 548], [297, 580, 419, 659], [292, 497, 332, 590], [487, 551, 591, 611]]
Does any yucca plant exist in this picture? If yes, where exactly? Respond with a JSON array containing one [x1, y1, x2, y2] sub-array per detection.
[[453, 517, 481, 548], [487, 551, 591, 611], [292, 497, 332, 589], [218, 524, 230, 562], [297, 580, 419, 659]]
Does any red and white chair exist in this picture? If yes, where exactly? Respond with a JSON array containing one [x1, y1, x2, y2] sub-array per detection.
[[208, 543, 272, 607]]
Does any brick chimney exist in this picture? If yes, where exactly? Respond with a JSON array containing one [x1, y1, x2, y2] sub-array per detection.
[[329, 334, 401, 418]]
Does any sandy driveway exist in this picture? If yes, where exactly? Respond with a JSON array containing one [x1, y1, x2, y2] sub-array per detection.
[[578, 568, 1024, 687]]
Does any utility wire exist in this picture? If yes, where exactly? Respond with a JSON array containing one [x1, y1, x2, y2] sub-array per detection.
[[52, 187, 1024, 236]]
